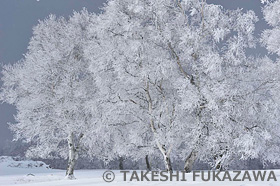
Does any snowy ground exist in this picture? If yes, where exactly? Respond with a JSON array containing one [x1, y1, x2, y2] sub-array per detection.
[[0, 156, 279, 186]]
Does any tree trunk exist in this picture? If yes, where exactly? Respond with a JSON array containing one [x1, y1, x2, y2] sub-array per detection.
[[145, 155, 151, 171], [65, 132, 83, 179], [215, 160, 222, 170], [184, 150, 197, 173], [156, 142, 173, 172], [214, 154, 223, 171], [66, 132, 76, 179], [119, 157, 124, 170], [163, 153, 172, 173], [66, 153, 76, 179], [145, 81, 173, 173]]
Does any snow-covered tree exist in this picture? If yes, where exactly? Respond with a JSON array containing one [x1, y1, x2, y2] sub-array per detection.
[[0, 10, 105, 179], [246, 0, 280, 165], [96, 0, 261, 172], [88, 0, 196, 172], [205, 0, 280, 169]]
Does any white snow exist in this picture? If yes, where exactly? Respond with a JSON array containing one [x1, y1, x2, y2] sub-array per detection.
[[0, 156, 279, 186], [0, 156, 55, 176]]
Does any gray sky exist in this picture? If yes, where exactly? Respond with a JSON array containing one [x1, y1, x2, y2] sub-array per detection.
[[0, 0, 268, 149]]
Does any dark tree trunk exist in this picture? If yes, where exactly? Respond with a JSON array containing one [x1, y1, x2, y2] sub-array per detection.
[[119, 157, 124, 170], [145, 155, 151, 171], [184, 150, 197, 173]]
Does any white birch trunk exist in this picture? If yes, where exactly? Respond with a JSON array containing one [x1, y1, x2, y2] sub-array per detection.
[[66, 132, 83, 180], [145, 81, 173, 172], [214, 153, 224, 170], [164, 156, 172, 172], [163, 153, 172, 172], [156, 141, 173, 172]]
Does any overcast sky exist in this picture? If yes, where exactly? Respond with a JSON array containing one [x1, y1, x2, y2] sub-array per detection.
[[0, 0, 268, 148]]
